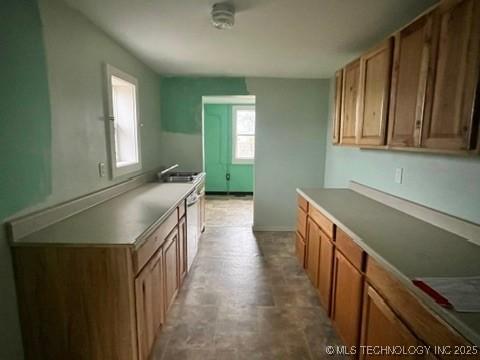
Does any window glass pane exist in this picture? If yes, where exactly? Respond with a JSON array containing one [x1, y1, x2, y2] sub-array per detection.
[[236, 135, 255, 159], [236, 110, 255, 135], [111, 75, 138, 167]]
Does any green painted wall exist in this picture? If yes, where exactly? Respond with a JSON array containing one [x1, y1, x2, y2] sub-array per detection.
[[324, 78, 480, 225], [1, 0, 164, 358], [0, 0, 52, 221], [160, 77, 249, 134], [204, 104, 254, 192], [0, 1, 52, 358], [38, 0, 163, 206], [159, 77, 249, 172]]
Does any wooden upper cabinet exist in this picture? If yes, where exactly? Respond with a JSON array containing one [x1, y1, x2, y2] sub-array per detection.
[[332, 69, 343, 144], [388, 14, 434, 147], [423, 0, 480, 150], [360, 284, 420, 360], [357, 39, 393, 146], [340, 59, 361, 144]]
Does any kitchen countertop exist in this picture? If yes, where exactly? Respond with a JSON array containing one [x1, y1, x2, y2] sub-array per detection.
[[298, 188, 480, 347], [12, 182, 197, 248]]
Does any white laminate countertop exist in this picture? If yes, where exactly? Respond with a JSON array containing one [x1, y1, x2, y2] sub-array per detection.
[[12, 182, 196, 248], [298, 188, 480, 347]]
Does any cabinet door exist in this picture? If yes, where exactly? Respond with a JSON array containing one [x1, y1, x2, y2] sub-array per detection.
[[388, 14, 434, 147], [135, 248, 164, 360], [297, 207, 307, 238], [423, 0, 480, 150], [360, 284, 420, 360], [295, 232, 306, 268], [163, 228, 179, 313], [340, 59, 361, 144], [332, 69, 343, 144], [306, 219, 321, 287], [357, 39, 393, 145], [318, 234, 334, 314], [178, 218, 187, 284], [331, 250, 363, 347]]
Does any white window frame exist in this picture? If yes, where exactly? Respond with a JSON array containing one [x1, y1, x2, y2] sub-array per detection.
[[105, 64, 142, 178], [232, 105, 255, 165]]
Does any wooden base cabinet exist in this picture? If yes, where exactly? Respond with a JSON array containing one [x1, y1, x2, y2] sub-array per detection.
[[360, 284, 420, 360], [163, 228, 180, 313], [331, 250, 364, 348], [306, 218, 321, 286], [294, 193, 473, 359], [135, 248, 164, 360], [318, 235, 334, 312], [295, 232, 306, 268], [13, 203, 194, 360]]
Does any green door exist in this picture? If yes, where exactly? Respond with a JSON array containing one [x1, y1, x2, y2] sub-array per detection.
[[204, 103, 254, 193], [204, 104, 230, 192]]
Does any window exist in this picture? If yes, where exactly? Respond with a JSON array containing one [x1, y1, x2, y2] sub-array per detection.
[[105, 65, 141, 178], [232, 105, 255, 164]]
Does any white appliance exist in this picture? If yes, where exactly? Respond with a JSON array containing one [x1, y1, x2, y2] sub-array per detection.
[[186, 191, 199, 271]]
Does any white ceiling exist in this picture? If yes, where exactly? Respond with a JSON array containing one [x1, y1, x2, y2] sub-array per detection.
[[64, 0, 437, 78]]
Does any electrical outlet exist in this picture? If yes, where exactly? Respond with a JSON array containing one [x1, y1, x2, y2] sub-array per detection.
[[395, 168, 403, 184], [98, 162, 106, 177]]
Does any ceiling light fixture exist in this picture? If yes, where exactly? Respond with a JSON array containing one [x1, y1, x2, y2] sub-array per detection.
[[211, 2, 235, 30]]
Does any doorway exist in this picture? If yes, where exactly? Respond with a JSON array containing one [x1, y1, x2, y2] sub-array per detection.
[[202, 95, 255, 226]]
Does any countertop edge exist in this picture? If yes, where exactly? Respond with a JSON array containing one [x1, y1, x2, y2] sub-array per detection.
[[132, 185, 195, 250], [296, 187, 480, 347], [10, 182, 198, 248]]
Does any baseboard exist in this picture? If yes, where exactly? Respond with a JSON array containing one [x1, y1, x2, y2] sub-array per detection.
[[206, 191, 253, 196], [252, 226, 294, 232]]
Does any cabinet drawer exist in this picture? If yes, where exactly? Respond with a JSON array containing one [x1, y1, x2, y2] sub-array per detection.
[[134, 210, 178, 274], [295, 232, 306, 268], [336, 228, 364, 271], [298, 195, 308, 212], [297, 208, 307, 238], [178, 200, 186, 220], [308, 206, 334, 239], [366, 257, 471, 357]]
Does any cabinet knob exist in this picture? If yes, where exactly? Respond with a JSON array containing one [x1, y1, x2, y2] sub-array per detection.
[[415, 121, 421, 128], [462, 126, 469, 133]]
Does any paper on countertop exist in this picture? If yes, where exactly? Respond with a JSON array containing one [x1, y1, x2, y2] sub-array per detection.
[[416, 276, 480, 313]]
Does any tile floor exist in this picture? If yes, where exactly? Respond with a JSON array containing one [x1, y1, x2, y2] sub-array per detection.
[[205, 195, 253, 227], [152, 196, 345, 359]]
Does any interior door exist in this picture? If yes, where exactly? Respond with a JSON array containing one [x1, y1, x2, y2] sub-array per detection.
[[204, 104, 229, 192]]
